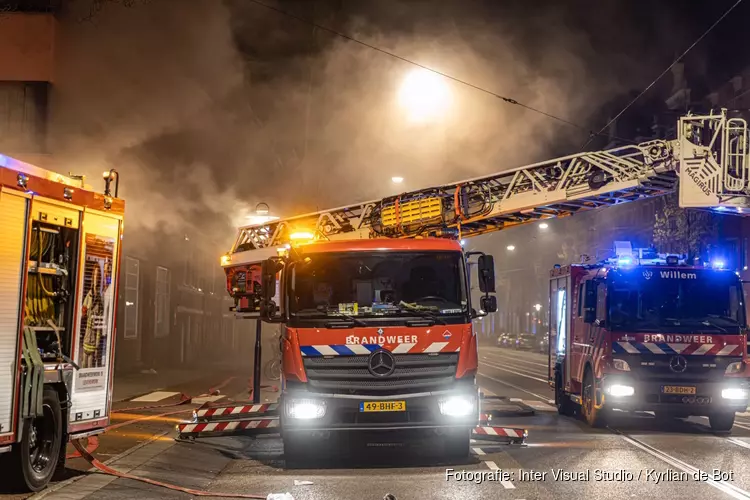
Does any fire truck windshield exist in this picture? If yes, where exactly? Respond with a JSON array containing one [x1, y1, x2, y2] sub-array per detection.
[[607, 268, 746, 333], [288, 250, 468, 323]]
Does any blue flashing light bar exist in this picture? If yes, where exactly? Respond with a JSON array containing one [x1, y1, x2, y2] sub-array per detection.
[[617, 256, 633, 266], [711, 259, 726, 270], [605, 241, 688, 268]]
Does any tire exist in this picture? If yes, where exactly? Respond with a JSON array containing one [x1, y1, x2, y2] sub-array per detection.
[[581, 369, 607, 428], [8, 388, 63, 492], [555, 372, 575, 416], [443, 430, 470, 461], [709, 411, 735, 433]]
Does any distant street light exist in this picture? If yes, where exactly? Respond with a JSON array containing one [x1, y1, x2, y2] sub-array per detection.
[[533, 303, 542, 312], [506, 245, 516, 251], [391, 176, 404, 184], [398, 68, 452, 124], [245, 202, 279, 226], [539, 222, 549, 229]]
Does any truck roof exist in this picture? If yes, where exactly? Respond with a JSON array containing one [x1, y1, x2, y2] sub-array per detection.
[[0, 153, 124, 215], [550, 262, 737, 279], [297, 237, 462, 254]]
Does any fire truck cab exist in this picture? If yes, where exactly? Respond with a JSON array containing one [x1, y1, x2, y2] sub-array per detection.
[[239, 236, 497, 463], [549, 241, 749, 432]]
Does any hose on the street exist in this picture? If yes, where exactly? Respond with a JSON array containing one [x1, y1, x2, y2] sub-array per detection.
[[71, 440, 269, 499]]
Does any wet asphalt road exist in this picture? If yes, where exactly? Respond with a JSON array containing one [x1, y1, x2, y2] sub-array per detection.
[[14, 346, 750, 500]]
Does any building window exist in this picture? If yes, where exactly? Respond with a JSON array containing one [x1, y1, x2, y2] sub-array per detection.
[[155, 266, 170, 338], [0, 82, 48, 154], [124, 257, 139, 339]]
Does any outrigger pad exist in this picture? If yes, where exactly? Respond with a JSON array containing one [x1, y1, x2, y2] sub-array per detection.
[[194, 402, 279, 421], [472, 426, 528, 445], [176, 417, 280, 439]]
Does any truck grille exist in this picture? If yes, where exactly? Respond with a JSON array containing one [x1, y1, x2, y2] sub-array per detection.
[[303, 353, 459, 394], [628, 355, 740, 382]]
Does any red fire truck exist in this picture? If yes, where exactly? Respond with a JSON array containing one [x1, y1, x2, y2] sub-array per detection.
[[226, 234, 497, 461], [549, 242, 749, 432], [218, 109, 750, 457], [0, 154, 124, 491]]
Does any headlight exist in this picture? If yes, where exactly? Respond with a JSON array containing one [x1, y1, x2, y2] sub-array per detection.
[[286, 399, 326, 419], [439, 396, 475, 417], [607, 384, 635, 397], [612, 359, 631, 372], [726, 362, 744, 375], [722, 388, 748, 400]]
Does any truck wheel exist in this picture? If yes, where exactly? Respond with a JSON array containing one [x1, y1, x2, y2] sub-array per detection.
[[8, 388, 63, 492], [443, 430, 470, 461], [555, 372, 575, 416], [709, 412, 735, 433], [581, 370, 607, 428]]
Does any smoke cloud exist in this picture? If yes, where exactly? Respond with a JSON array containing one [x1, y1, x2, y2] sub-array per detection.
[[46, 0, 685, 253]]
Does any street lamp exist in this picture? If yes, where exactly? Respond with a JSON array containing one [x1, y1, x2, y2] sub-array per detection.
[[391, 176, 404, 184], [245, 202, 279, 226], [506, 245, 516, 251], [539, 222, 549, 229], [398, 68, 452, 124], [533, 303, 542, 312]]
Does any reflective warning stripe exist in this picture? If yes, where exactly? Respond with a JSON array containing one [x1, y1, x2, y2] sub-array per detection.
[[300, 342, 457, 356], [612, 342, 740, 356], [473, 426, 527, 438], [177, 418, 279, 434], [195, 403, 278, 419]]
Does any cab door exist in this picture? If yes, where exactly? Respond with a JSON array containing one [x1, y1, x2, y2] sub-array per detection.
[[549, 274, 570, 388]]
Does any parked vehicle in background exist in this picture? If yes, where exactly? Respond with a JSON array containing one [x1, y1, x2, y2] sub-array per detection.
[[514, 333, 539, 351], [496, 332, 514, 348], [537, 335, 549, 354]]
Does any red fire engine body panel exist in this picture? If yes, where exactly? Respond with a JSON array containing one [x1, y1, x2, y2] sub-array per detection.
[[283, 324, 477, 383]]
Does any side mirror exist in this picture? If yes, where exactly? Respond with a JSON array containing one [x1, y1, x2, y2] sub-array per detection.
[[480, 295, 497, 313], [583, 280, 597, 324], [477, 255, 496, 293]]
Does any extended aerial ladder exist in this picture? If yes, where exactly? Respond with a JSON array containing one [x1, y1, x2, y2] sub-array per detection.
[[180, 109, 749, 446], [226, 109, 750, 257]]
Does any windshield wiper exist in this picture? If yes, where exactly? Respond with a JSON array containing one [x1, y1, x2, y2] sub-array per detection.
[[706, 314, 740, 325], [317, 305, 368, 326], [294, 308, 368, 326], [397, 301, 446, 325], [327, 313, 368, 327], [700, 317, 728, 333]]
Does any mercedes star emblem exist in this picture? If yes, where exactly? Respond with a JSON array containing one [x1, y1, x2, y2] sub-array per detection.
[[669, 355, 687, 373], [367, 350, 396, 378]]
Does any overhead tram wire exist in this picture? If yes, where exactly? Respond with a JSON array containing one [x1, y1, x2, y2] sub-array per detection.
[[580, 0, 745, 151], [247, 0, 634, 144]]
